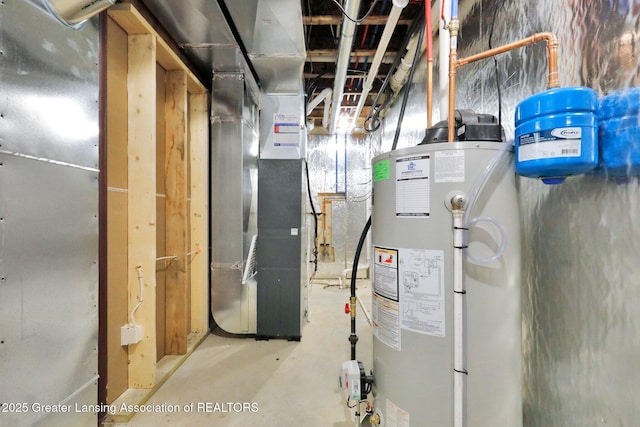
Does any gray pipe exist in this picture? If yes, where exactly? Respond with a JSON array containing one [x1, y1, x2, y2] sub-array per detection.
[[328, 0, 362, 134]]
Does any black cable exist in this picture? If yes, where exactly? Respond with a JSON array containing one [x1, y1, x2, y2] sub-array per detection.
[[350, 215, 371, 361], [347, 396, 357, 409], [364, 7, 426, 131], [304, 160, 319, 273], [331, 0, 379, 24], [488, 2, 502, 131], [391, 19, 425, 150]]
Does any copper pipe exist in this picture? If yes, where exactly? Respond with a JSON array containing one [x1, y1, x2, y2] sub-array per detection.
[[447, 18, 460, 142], [447, 31, 560, 142]]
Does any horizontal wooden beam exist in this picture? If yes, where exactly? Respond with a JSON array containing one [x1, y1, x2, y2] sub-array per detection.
[[303, 15, 412, 26], [307, 49, 397, 63], [305, 72, 387, 80], [308, 105, 373, 117]]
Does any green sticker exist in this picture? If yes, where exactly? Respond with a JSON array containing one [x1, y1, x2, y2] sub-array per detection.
[[373, 159, 390, 182]]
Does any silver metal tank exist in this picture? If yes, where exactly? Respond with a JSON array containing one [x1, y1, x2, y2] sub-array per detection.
[[370, 141, 522, 426]]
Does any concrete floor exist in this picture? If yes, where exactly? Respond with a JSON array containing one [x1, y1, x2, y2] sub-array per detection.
[[114, 277, 373, 427]]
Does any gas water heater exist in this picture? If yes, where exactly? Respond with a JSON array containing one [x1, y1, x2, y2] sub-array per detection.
[[368, 136, 522, 426]]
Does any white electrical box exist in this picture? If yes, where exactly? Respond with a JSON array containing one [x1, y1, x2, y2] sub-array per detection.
[[121, 324, 142, 346], [341, 360, 362, 400]]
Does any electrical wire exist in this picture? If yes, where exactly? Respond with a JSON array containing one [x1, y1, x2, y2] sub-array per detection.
[[330, 0, 380, 24], [304, 160, 319, 273], [391, 19, 425, 150], [488, 2, 503, 131], [364, 7, 426, 131], [130, 266, 144, 326], [347, 396, 357, 409]]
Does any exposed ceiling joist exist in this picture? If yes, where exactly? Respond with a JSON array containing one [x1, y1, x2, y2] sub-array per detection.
[[307, 49, 398, 63], [303, 15, 412, 25]]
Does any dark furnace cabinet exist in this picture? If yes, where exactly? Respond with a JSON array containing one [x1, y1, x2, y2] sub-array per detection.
[[256, 159, 306, 340]]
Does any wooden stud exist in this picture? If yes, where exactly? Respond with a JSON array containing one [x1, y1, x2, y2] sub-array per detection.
[[108, 3, 206, 94], [155, 64, 167, 362], [105, 15, 130, 402], [189, 93, 209, 334], [127, 33, 157, 389], [164, 70, 189, 355]]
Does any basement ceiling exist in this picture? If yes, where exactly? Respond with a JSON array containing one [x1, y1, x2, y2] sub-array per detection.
[[136, 0, 428, 133], [303, 0, 426, 131]]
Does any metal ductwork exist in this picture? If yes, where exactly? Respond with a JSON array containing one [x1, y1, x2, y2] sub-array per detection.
[[328, 0, 362, 134], [141, 0, 305, 94], [222, 0, 306, 94], [141, 0, 261, 334]]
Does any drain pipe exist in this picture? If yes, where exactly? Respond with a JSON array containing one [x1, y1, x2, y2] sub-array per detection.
[[329, 0, 362, 134], [350, 0, 409, 129], [451, 194, 467, 427], [307, 87, 332, 113], [307, 88, 333, 128]]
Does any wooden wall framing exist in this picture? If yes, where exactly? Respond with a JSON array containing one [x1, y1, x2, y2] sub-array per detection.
[[104, 3, 209, 405]]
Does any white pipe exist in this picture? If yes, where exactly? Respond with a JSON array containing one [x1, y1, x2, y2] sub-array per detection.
[[307, 88, 333, 114], [350, 1, 407, 128], [323, 95, 332, 129], [329, 0, 362, 134], [451, 195, 467, 427], [439, 0, 451, 120], [389, 33, 421, 93]]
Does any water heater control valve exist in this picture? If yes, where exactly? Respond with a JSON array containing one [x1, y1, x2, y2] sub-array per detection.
[[340, 360, 374, 401]]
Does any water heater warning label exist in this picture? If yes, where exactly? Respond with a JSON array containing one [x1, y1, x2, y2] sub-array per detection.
[[373, 247, 401, 351]]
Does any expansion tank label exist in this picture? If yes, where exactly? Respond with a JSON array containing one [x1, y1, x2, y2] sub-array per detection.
[[398, 249, 445, 337], [373, 246, 401, 351], [435, 150, 465, 183], [518, 127, 582, 162], [395, 155, 430, 217]]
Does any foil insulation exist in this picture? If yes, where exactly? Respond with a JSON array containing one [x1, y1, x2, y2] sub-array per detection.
[[0, 1, 99, 425], [307, 134, 371, 266]]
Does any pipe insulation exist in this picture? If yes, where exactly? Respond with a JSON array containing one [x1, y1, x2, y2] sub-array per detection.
[[329, 0, 362, 134], [350, 0, 408, 128]]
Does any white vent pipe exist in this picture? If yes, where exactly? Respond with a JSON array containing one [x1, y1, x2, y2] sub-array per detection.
[[329, 0, 362, 134], [350, 0, 408, 129], [307, 88, 333, 113], [307, 88, 333, 128]]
